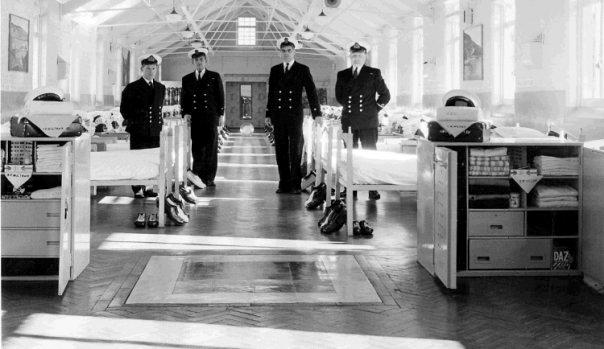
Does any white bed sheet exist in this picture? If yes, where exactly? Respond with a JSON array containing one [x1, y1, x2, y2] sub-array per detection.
[[338, 149, 417, 185], [91, 148, 160, 181]]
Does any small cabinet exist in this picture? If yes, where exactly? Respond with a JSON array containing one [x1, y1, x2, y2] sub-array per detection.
[[468, 211, 524, 237], [1, 135, 90, 295]]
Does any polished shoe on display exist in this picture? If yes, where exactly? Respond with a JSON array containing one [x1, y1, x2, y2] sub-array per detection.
[[134, 212, 147, 228], [166, 193, 186, 211], [320, 202, 347, 234], [368, 190, 381, 200], [301, 171, 316, 190], [164, 204, 185, 226], [147, 213, 159, 228], [317, 200, 337, 228], [179, 185, 199, 204], [319, 201, 342, 232], [305, 183, 326, 209], [144, 189, 158, 198], [352, 220, 362, 236], [134, 188, 145, 199], [187, 170, 206, 189], [359, 220, 374, 235]]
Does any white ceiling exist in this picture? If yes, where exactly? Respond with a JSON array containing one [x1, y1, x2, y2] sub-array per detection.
[[61, 0, 433, 57]]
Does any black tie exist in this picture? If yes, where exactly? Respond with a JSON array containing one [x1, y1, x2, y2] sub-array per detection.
[[353, 68, 358, 78], [148, 81, 153, 88], [285, 63, 289, 73]]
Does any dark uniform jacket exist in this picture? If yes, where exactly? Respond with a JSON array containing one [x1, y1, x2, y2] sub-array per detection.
[[120, 78, 166, 136], [266, 61, 322, 121], [180, 69, 224, 129], [335, 65, 390, 130]]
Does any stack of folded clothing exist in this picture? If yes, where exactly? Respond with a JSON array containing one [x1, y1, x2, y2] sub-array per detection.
[[469, 178, 510, 208], [533, 156, 579, 176], [36, 144, 64, 172], [469, 147, 510, 176], [531, 184, 578, 208], [30, 186, 62, 199], [10, 142, 33, 164]]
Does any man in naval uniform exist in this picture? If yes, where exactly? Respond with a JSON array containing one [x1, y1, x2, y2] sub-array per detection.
[[335, 41, 390, 200], [120, 53, 166, 198], [180, 48, 224, 188], [266, 37, 322, 194]]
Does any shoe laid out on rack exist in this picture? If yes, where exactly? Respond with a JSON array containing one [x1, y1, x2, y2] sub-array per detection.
[[147, 213, 159, 228], [359, 220, 374, 235], [305, 182, 326, 210], [320, 200, 347, 234], [144, 189, 158, 198], [166, 194, 189, 223], [165, 204, 185, 225], [301, 170, 316, 190], [134, 188, 145, 199], [317, 201, 336, 228], [352, 220, 362, 236], [187, 170, 206, 189], [368, 190, 381, 200], [179, 185, 199, 204], [134, 212, 147, 228]]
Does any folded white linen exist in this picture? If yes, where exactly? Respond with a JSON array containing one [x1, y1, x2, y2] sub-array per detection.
[[533, 184, 578, 198], [30, 186, 62, 199]]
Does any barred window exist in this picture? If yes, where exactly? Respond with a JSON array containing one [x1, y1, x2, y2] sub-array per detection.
[[237, 17, 256, 46]]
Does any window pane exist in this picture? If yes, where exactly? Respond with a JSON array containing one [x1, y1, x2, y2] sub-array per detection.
[[237, 17, 256, 45]]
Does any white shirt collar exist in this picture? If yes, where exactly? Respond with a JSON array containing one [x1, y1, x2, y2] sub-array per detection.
[[352, 65, 363, 72], [143, 77, 153, 85], [283, 60, 295, 68], [196, 68, 206, 79]]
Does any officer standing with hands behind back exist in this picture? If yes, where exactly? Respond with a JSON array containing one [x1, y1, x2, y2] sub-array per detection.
[[266, 37, 322, 194], [180, 48, 225, 189], [335, 41, 390, 200], [120, 53, 166, 199]]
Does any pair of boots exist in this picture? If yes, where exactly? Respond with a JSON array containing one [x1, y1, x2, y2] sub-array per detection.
[[165, 193, 189, 226], [318, 200, 348, 234], [134, 213, 159, 228], [305, 182, 326, 209]]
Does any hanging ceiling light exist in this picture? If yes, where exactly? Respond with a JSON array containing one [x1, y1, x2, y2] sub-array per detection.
[[166, 0, 181, 22], [181, 25, 194, 39], [301, 26, 314, 40]]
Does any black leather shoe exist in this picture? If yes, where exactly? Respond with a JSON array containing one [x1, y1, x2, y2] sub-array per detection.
[[147, 213, 159, 228], [368, 190, 380, 200], [165, 204, 185, 226], [318, 203, 334, 228], [359, 220, 374, 235], [179, 185, 199, 204], [144, 189, 158, 198], [352, 221, 362, 236], [320, 202, 347, 234], [134, 213, 147, 228], [305, 183, 326, 209]]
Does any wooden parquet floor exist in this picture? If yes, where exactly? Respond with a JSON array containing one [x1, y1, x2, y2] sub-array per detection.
[[3, 133, 604, 349]]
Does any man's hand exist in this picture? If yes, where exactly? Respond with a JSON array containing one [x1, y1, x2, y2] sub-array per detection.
[[184, 114, 192, 125], [265, 117, 272, 127]]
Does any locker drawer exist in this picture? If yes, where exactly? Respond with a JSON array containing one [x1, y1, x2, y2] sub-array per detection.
[[468, 211, 524, 237], [1, 200, 61, 228], [469, 239, 551, 269], [1, 229, 60, 257]]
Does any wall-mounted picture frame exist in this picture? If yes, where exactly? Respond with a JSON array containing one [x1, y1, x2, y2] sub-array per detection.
[[463, 24, 483, 80], [8, 14, 29, 72]]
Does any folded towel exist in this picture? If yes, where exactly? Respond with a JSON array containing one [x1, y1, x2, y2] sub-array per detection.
[[30, 186, 62, 199], [533, 184, 578, 198], [470, 147, 507, 157]]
